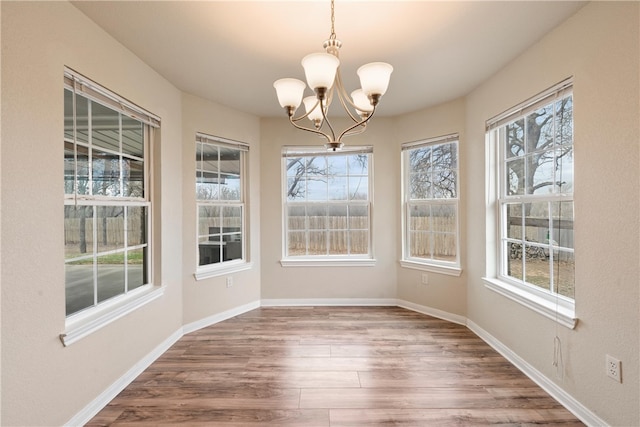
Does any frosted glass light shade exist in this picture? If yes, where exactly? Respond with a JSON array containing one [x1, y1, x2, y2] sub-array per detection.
[[357, 62, 393, 96], [303, 96, 324, 122], [301, 53, 340, 91], [351, 89, 373, 114], [273, 78, 306, 109]]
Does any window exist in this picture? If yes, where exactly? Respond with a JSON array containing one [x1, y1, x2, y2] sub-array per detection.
[[401, 135, 460, 275], [196, 133, 249, 278], [485, 78, 575, 327], [63, 69, 159, 320], [282, 146, 373, 266]]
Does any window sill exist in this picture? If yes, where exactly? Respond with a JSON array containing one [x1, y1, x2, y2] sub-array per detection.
[[195, 261, 253, 280], [400, 260, 462, 277], [60, 284, 165, 347], [482, 277, 577, 329], [280, 258, 376, 267]]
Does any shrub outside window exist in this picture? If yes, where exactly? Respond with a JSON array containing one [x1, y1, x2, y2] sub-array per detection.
[[402, 135, 460, 274], [282, 146, 373, 264]]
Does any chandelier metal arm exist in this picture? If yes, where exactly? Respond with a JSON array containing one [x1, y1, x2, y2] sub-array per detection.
[[337, 104, 377, 143], [288, 115, 334, 145]]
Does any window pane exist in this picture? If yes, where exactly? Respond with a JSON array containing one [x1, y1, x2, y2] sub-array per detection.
[[350, 231, 368, 255], [550, 201, 574, 250], [506, 158, 524, 196], [92, 102, 120, 152], [308, 206, 326, 229], [432, 205, 456, 234], [308, 231, 326, 255], [349, 176, 368, 200], [409, 146, 431, 171], [524, 202, 549, 244], [307, 179, 327, 201], [202, 144, 219, 172], [554, 250, 574, 299], [97, 253, 125, 303], [529, 151, 554, 195], [328, 176, 348, 200], [76, 144, 90, 196], [64, 205, 94, 259], [286, 157, 306, 177], [349, 205, 368, 230], [506, 203, 522, 240], [328, 205, 347, 230], [506, 242, 523, 281], [92, 149, 120, 196], [220, 147, 240, 201], [64, 142, 75, 194], [288, 206, 306, 230], [198, 171, 220, 200], [287, 176, 306, 201], [409, 204, 430, 232], [527, 105, 554, 152], [410, 231, 431, 258], [524, 246, 550, 292], [505, 119, 524, 159], [123, 157, 144, 197], [127, 206, 146, 246], [64, 89, 74, 140], [127, 247, 146, 291], [96, 206, 124, 254], [556, 147, 574, 193], [287, 231, 306, 256], [198, 205, 220, 237], [433, 169, 457, 198], [199, 236, 222, 266], [65, 260, 94, 316], [328, 155, 347, 175], [347, 154, 368, 175], [74, 94, 89, 144], [329, 230, 347, 255], [121, 116, 143, 157], [410, 172, 431, 199], [556, 96, 573, 146], [433, 233, 456, 261], [223, 206, 242, 234], [307, 157, 326, 176]]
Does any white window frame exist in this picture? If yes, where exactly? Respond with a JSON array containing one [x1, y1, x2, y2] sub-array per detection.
[[61, 68, 164, 346], [281, 145, 375, 267], [194, 133, 251, 280], [483, 77, 576, 329], [401, 134, 461, 276]]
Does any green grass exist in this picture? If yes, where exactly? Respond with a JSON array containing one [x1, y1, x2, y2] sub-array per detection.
[[67, 251, 144, 265]]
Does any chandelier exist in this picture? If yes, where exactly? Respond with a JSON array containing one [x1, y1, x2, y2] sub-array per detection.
[[273, 0, 393, 151]]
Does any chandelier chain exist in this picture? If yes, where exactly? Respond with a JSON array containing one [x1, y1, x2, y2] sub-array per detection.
[[330, 0, 336, 40]]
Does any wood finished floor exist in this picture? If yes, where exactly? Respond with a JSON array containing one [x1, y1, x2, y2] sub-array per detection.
[[87, 306, 584, 426]]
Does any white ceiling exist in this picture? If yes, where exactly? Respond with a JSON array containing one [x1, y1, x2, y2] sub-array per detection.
[[71, 1, 586, 118]]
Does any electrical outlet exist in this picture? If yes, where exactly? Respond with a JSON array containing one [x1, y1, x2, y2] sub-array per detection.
[[606, 355, 621, 383], [226, 277, 233, 288], [421, 273, 429, 285]]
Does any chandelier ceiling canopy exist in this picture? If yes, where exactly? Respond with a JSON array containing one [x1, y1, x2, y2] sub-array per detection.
[[273, 0, 393, 151]]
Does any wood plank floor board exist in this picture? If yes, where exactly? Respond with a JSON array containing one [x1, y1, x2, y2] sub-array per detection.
[[86, 307, 584, 426]]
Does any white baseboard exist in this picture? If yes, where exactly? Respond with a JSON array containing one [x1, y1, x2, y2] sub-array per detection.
[[396, 299, 467, 326], [260, 297, 397, 307], [467, 319, 608, 427], [182, 300, 261, 334], [64, 328, 183, 427]]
